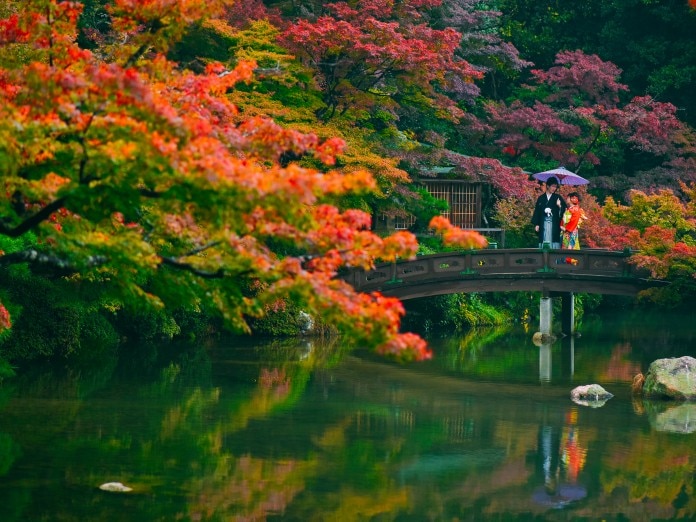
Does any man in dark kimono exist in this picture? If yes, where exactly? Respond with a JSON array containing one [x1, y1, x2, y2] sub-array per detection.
[[532, 177, 567, 249]]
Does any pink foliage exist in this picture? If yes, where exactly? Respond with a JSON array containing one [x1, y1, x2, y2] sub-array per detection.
[[531, 50, 628, 107], [281, 0, 482, 117], [444, 151, 533, 199], [486, 100, 582, 165], [0, 305, 11, 331], [600, 96, 685, 155], [489, 100, 581, 138], [484, 49, 693, 184], [225, 0, 283, 28]]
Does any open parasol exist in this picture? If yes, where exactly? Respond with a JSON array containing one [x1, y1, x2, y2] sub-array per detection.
[[533, 166, 589, 186]]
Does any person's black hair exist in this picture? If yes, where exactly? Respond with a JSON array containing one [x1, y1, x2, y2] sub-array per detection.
[[568, 191, 580, 200], [546, 176, 559, 187]]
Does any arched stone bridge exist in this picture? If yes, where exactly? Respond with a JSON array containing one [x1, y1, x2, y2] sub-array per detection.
[[343, 248, 667, 300]]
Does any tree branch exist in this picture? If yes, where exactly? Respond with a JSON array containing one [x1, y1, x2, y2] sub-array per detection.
[[139, 187, 163, 198], [158, 256, 227, 279], [0, 249, 71, 270], [0, 197, 67, 238], [0, 248, 107, 271], [158, 242, 228, 278], [123, 19, 165, 68], [575, 125, 602, 173]]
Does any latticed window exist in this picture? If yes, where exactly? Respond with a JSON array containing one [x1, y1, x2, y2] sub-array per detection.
[[393, 214, 416, 230], [423, 181, 481, 228]]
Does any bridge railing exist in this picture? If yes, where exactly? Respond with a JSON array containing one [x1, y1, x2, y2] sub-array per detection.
[[343, 248, 648, 293]]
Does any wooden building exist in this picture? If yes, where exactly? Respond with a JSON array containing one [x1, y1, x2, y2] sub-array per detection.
[[381, 176, 504, 246]]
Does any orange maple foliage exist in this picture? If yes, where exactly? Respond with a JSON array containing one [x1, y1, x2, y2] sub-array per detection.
[[429, 216, 490, 249], [0, 0, 490, 360]]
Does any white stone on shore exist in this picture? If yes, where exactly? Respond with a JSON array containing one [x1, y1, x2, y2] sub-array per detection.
[[99, 482, 133, 493]]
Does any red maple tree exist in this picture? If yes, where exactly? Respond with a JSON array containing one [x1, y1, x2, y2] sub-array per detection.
[[281, 0, 483, 120]]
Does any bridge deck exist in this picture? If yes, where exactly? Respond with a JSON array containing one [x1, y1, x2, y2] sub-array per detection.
[[343, 248, 666, 299]]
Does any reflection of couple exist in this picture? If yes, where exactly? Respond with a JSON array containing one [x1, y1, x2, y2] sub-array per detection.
[[561, 408, 587, 482], [532, 177, 586, 249], [533, 412, 587, 507]]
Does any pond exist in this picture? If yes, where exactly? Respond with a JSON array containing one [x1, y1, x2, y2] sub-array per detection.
[[0, 307, 694, 521]]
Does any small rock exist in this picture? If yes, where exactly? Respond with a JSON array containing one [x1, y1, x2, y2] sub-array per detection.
[[631, 373, 645, 396], [99, 482, 133, 493], [532, 332, 556, 346], [570, 384, 613, 408]]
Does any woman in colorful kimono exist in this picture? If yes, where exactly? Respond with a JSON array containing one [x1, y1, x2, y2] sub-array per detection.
[[560, 192, 587, 250]]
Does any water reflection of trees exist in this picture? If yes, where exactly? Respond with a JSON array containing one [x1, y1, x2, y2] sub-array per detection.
[[0, 334, 693, 520], [601, 432, 696, 519]]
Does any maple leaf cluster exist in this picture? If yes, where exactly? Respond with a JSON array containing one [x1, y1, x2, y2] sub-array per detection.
[[601, 183, 696, 304], [0, 0, 450, 361], [487, 50, 693, 188], [280, 0, 483, 121]]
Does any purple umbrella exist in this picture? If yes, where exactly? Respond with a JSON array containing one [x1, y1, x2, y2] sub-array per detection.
[[533, 167, 589, 186]]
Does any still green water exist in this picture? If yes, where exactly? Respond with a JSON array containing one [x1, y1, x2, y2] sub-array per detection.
[[0, 308, 694, 521]]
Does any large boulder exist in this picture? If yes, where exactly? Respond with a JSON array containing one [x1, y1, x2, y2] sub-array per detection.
[[570, 384, 613, 407], [643, 356, 696, 400]]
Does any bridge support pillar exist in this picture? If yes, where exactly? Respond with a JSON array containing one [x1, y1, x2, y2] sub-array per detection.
[[561, 292, 575, 335], [539, 297, 552, 335]]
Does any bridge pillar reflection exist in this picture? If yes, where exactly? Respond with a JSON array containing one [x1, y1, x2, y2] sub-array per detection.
[[561, 336, 575, 378], [539, 343, 552, 383], [561, 292, 575, 335], [539, 331, 577, 383]]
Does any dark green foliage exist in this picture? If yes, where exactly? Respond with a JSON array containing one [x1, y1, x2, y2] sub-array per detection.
[[404, 290, 603, 335], [0, 432, 21, 477], [0, 231, 123, 366], [404, 293, 513, 334], [111, 307, 181, 343], [499, 227, 538, 249], [248, 300, 313, 337], [63, 311, 119, 368], [76, 0, 111, 50], [446, 293, 513, 330], [0, 272, 119, 365], [0, 359, 14, 382], [408, 187, 450, 233], [0, 233, 38, 261], [171, 308, 221, 341], [416, 234, 469, 255], [169, 22, 237, 70], [139, 281, 227, 341]]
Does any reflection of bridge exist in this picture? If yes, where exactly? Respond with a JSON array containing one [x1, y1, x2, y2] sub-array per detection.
[[343, 248, 668, 335]]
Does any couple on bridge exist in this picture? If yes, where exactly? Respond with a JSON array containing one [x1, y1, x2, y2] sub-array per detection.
[[532, 176, 586, 250]]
